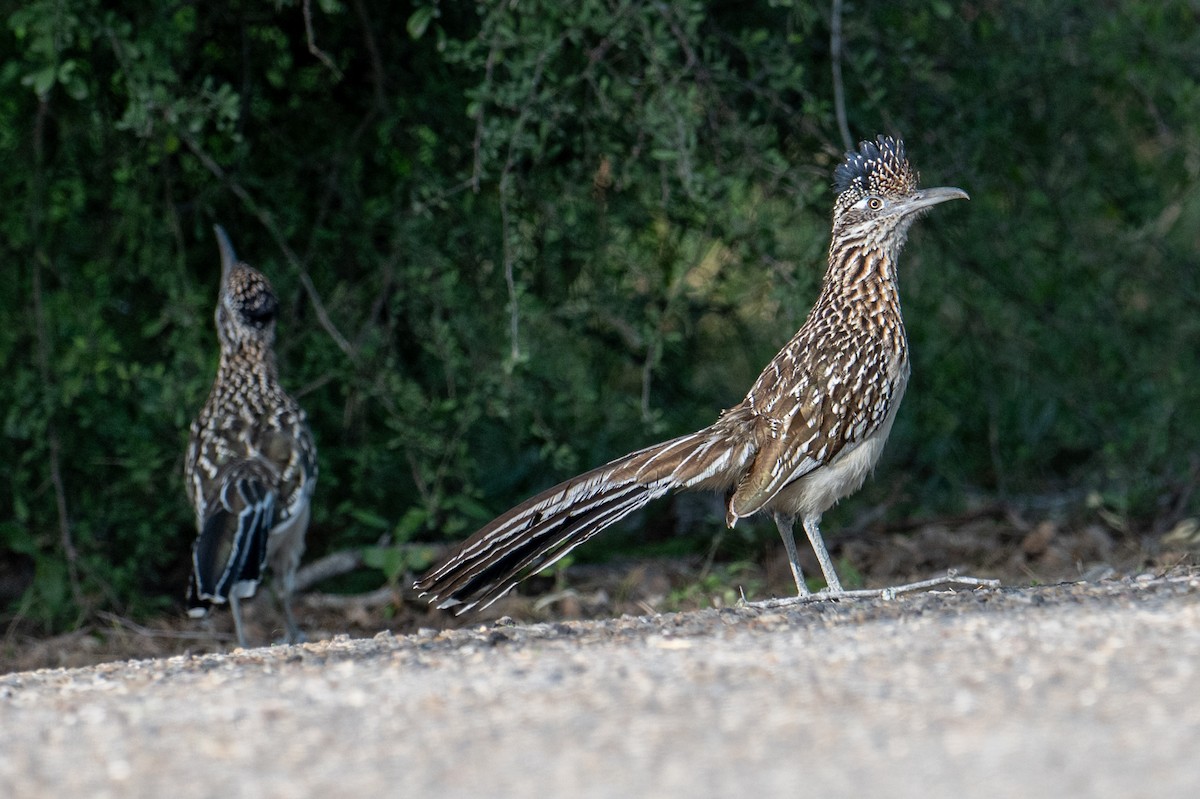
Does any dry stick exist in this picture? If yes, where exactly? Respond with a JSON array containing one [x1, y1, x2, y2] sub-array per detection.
[[830, 0, 853, 151], [748, 572, 1002, 610], [293, 549, 364, 593], [303, 586, 401, 609], [176, 125, 359, 366], [47, 431, 81, 603], [302, 0, 344, 80], [1158, 454, 1200, 536], [95, 611, 226, 642], [293, 543, 452, 594], [495, 37, 561, 364], [499, 172, 521, 363]]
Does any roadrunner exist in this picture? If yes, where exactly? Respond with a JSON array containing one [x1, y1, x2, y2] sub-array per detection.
[[417, 135, 981, 613], [185, 225, 317, 646]]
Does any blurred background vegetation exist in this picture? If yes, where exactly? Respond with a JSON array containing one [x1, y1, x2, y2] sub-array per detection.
[[1, 0, 1198, 631]]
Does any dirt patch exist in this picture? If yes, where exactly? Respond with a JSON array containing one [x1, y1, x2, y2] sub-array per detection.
[[0, 515, 1183, 674], [3, 572, 1200, 797]]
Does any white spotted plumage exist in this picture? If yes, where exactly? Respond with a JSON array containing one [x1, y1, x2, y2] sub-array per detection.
[[416, 136, 968, 611], [184, 225, 317, 646]]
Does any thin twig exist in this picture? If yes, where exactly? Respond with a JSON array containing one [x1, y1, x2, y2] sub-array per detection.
[[493, 32, 565, 364], [641, 332, 661, 421], [471, 44, 499, 193], [294, 549, 364, 593], [298, 272, 357, 363], [830, 0, 853, 150], [47, 431, 82, 604], [747, 572, 1002, 609], [294, 371, 338, 400], [302, 586, 404, 609], [410, 178, 480, 216], [176, 124, 359, 365], [95, 611, 226, 641], [499, 173, 521, 362], [302, 0, 344, 80], [292, 543, 451, 595]]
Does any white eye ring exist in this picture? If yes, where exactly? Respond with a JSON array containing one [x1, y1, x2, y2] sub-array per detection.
[[867, 197, 883, 210]]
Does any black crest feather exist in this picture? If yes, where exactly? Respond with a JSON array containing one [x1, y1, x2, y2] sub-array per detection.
[[833, 135, 914, 198]]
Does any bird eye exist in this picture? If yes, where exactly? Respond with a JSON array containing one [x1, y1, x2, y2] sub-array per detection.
[[244, 305, 275, 325], [867, 197, 883, 210], [241, 293, 278, 325]]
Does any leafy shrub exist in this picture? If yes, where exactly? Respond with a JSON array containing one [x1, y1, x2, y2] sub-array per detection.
[[1, 0, 1197, 628]]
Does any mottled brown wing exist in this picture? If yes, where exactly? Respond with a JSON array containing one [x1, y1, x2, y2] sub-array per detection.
[[187, 459, 276, 611], [254, 407, 317, 521], [728, 329, 902, 518]]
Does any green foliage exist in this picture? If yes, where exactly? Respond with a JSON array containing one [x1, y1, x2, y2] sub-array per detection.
[[666, 561, 763, 610], [0, 0, 1197, 630]]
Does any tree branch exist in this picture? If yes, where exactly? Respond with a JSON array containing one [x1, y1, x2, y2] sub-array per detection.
[[175, 123, 360, 366], [302, 0, 344, 80], [830, 0, 853, 150]]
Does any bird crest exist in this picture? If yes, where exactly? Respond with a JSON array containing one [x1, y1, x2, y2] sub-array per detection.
[[213, 225, 279, 343], [833, 136, 918, 211], [224, 266, 279, 329]]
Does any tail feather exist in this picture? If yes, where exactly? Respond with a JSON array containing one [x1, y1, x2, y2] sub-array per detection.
[[187, 469, 276, 614], [431, 479, 670, 612], [416, 426, 751, 612]]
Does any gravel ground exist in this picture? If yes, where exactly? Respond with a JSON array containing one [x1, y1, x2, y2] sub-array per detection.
[[2, 571, 1199, 798]]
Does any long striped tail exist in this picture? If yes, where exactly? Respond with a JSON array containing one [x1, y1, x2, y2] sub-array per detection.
[[415, 425, 754, 613], [187, 463, 276, 617]]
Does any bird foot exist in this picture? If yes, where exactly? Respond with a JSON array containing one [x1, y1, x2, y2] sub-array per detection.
[[277, 629, 307, 646]]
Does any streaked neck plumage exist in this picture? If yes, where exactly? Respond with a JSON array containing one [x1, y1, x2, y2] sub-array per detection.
[[814, 219, 910, 335], [213, 337, 282, 413]]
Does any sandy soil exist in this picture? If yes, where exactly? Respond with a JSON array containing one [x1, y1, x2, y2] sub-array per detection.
[[0, 511, 1146, 672], [3, 570, 1198, 797]]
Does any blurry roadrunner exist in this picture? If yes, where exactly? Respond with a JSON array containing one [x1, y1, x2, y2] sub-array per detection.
[[417, 136, 990, 613], [185, 225, 317, 646]]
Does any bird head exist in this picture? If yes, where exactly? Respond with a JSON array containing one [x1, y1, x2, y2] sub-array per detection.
[[213, 224, 279, 349], [831, 136, 967, 249]]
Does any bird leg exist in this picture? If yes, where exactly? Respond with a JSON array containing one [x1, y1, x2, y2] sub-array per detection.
[[798, 517, 1001, 599], [268, 512, 308, 644], [774, 514, 812, 597], [268, 566, 307, 643], [802, 514, 845, 595], [752, 514, 1002, 609], [229, 593, 249, 649], [279, 591, 305, 644]]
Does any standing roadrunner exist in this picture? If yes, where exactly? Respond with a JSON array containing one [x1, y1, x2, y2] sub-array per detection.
[[185, 225, 317, 646], [417, 135, 988, 613]]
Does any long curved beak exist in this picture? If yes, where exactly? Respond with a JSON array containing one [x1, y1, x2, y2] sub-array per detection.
[[897, 186, 970, 216], [213, 224, 238, 280]]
